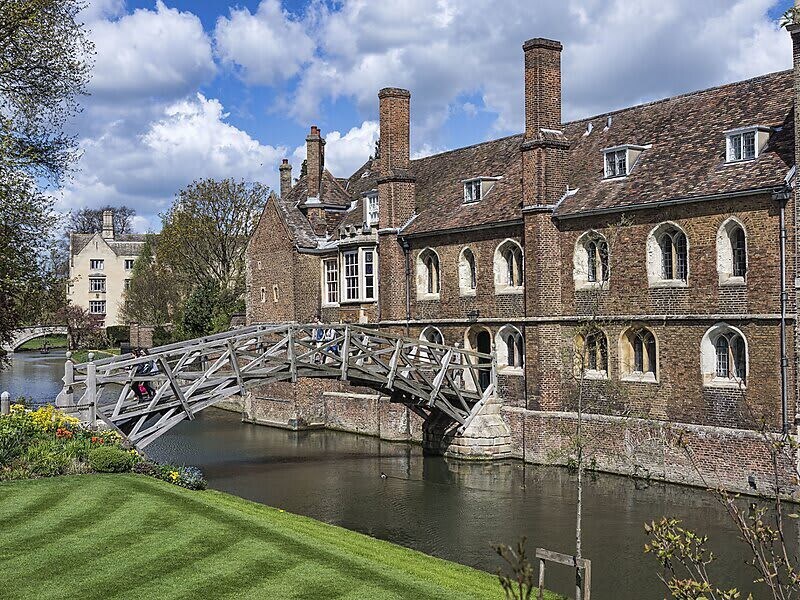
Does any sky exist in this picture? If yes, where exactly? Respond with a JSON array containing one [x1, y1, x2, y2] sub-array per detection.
[[60, 0, 796, 232]]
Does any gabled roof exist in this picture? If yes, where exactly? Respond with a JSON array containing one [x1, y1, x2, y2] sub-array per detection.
[[70, 233, 147, 257], [272, 183, 319, 249], [296, 169, 353, 208]]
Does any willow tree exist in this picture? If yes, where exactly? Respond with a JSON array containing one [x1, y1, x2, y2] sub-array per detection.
[[0, 0, 94, 361]]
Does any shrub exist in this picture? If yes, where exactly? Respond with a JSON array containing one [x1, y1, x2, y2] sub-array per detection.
[[156, 463, 207, 490], [24, 441, 70, 477], [88, 446, 133, 473], [62, 438, 92, 462], [105, 326, 129, 346]]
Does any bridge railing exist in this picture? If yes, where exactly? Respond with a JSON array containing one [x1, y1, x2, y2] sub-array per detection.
[[57, 323, 497, 446]]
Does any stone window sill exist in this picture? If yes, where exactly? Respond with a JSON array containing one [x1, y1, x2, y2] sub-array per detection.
[[495, 286, 524, 295], [499, 366, 524, 376], [417, 293, 440, 301], [621, 372, 658, 384], [340, 299, 375, 305], [574, 281, 610, 292], [719, 276, 746, 287], [321, 303, 340, 308], [648, 279, 688, 289], [459, 288, 477, 297], [704, 377, 746, 390], [580, 369, 608, 381]]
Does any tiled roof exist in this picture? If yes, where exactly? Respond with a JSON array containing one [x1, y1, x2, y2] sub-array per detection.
[[71, 233, 147, 257], [557, 69, 794, 216], [272, 186, 319, 249], [297, 169, 353, 208], [404, 135, 524, 235]]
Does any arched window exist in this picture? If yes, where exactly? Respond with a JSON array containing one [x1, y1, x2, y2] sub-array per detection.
[[620, 326, 658, 381], [647, 223, 689, 286], [416, 248, 440, 298], [577, 329, 608, 377], [459, 247, 477, 295], [495, 325, 524, 372], [420, 326, 444, 345], [701, 324, 747, 386], [495, 240, 523, 292], [573, 231, 610, 289], [716, 219, 747, 283]]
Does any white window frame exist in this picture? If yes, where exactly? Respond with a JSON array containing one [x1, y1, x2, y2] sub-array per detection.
[[602, 145, 648, 179], [89, 300, 106, 315], [364, 191, 379, 227], [725, 126, 769, 163], [89, 277, 106, 293], [339, 247, 378, 303], [90, 259, 104, 270], [342, 250, 360, 302], [463, 179, 482, 203], [322, 258, 339, 306], [362, 248, 376, 301], [124, 259, 135, 270]]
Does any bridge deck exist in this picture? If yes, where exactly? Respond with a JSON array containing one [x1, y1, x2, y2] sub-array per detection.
[[58, 323, 496, 448]]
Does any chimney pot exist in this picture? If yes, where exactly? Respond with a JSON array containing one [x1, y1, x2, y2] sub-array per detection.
[[101, 209, 114, 240], [279, 159, 292, 198], [523, 36, 563, 136], [306, 127, 325, 199]]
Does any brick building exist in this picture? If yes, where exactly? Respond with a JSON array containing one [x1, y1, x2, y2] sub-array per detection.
[[245, 33, 800, 492]]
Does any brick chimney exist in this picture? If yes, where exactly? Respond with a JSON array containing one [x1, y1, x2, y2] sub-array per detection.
[[377, 88, 415, 228], [279, 159, 292, 198], [306, 126, 324, 200], [377, 87, 416, 322], [520, 37, 569, 412], [101, 209, 114, 240]]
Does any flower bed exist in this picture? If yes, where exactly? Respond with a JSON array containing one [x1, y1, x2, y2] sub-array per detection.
[[0, 403, 205, 489]]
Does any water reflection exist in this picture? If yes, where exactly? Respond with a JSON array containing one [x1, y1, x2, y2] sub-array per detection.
[[149, 408, 769, 600], [0, 351, 67, 404]]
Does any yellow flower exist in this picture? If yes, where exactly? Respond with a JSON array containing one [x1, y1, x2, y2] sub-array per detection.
[[169, 470, 180, 482]]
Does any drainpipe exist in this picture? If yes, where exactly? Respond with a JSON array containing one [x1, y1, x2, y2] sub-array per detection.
[[400, 237, 411, 337], [775, 185, 791, 435]]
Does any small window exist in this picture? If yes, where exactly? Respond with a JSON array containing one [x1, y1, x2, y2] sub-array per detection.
[[621, 327, 658, 382], [323, 258, 339, 305], [717, 219, 748, 283], [90, 259, 104, 270], [421, 326, 444, 345], [343, 251, 359, 301], [496, 325, 524, 371], [272, 284, 279, 302], [586, 239, 609, 283], [124, 259, 135, 270], [124, 279, 131, 291], [417, 248, 440, 298], [495, 240, 523, 291], [260, 287, 266, 303], [365, 192, 379, 227], [660, 228, 688, 281], [459, 248, 477, 295], [731, 227, 746, 277], [578, 330, 608, 377], [604, 149, 627, 178], [89, 300, 106, 315], [464, 180, 482, 203], [702, 324, 748, 387], [725, 127, 769, 162], [89, 277, 106, 293], [363, 249, 376, 300]]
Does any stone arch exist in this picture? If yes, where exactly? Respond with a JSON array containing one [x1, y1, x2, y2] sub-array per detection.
[[716, 217, 748, 284], [416, 247, 441, 299], [494, 239, 523, 293], [574, 327, 609, 379], [495, 325, 524, 373], [573, 230, 609, 290], [646, 221, 689, 286], [458, 247, 477, 295], [701, 323, 748, 387], [619, 325, 659, 382], [464, 325, 493, 391]]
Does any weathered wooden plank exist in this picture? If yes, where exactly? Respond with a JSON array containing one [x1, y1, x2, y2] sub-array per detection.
[[534, 548, 590, 570], [159, 356, 194, 421]]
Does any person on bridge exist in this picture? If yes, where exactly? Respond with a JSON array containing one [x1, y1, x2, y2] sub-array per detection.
[[312, 318, 325, 364]]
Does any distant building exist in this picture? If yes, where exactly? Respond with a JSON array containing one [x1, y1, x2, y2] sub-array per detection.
[[68, 210, 146, 327]]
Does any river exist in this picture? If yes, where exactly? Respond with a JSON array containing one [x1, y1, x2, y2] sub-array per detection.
[[1, 351, 778, 599]]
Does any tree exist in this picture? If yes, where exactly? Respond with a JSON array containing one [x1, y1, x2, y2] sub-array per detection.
[[68, 205, 137, 235], [0, 0, 94, 182], [122, 235, 179, 327], [59, 304, 101, 350], [158, 178, 269, 294]]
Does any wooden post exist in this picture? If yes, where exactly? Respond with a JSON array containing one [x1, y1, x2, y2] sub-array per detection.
[[287, 325, 297, 383], [537, 558, 546, 600], [59, 352, 74, 408], [86, 353, 97, 426], [1, 392, 9, 415], [490, 350, 498, 390], [340, 325, 350, 381]]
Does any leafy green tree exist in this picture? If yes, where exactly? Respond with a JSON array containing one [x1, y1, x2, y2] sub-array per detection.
[[122, 235, 179, 327], [180, 281, 219, 339], [69, 205, 137, 235]]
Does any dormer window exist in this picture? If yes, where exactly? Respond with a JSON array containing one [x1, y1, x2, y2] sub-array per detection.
[[725, 127, 769, 163], [464, 180, 482, 203], [603, 145, 647, 179], [463, 177, 500, 203], [364, 191, 379, 227]]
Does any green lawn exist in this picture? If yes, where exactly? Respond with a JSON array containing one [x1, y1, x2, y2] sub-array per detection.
[[0, 474, 560, 599], [70, 347, 120, 363], [16, 335, 68, 351]]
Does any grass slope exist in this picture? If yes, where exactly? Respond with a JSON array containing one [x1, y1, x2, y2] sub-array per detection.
[[70, 348, 120, 363], [0, 474, 560, 600], [17, 335, 68, 351]]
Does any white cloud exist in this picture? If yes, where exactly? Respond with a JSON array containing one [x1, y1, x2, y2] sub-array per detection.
[[88, 1, 216, 102], [56, 94, 286, 231], [292, 120, 379, 177], [214, 0, 314, 85], [284, 0, 791, 139]]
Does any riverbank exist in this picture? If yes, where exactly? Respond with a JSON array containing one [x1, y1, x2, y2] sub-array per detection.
[[0, 474, 556, 599]]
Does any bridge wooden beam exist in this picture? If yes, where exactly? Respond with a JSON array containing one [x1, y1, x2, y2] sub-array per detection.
[[159, 356, 194, 421]]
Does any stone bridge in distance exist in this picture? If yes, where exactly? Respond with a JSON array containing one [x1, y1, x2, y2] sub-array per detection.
[[2, 325, 68, 353], [56, 323, 511, 458]]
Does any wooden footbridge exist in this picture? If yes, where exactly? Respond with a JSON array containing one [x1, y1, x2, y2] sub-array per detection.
[[57, 323, 497, 448]]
